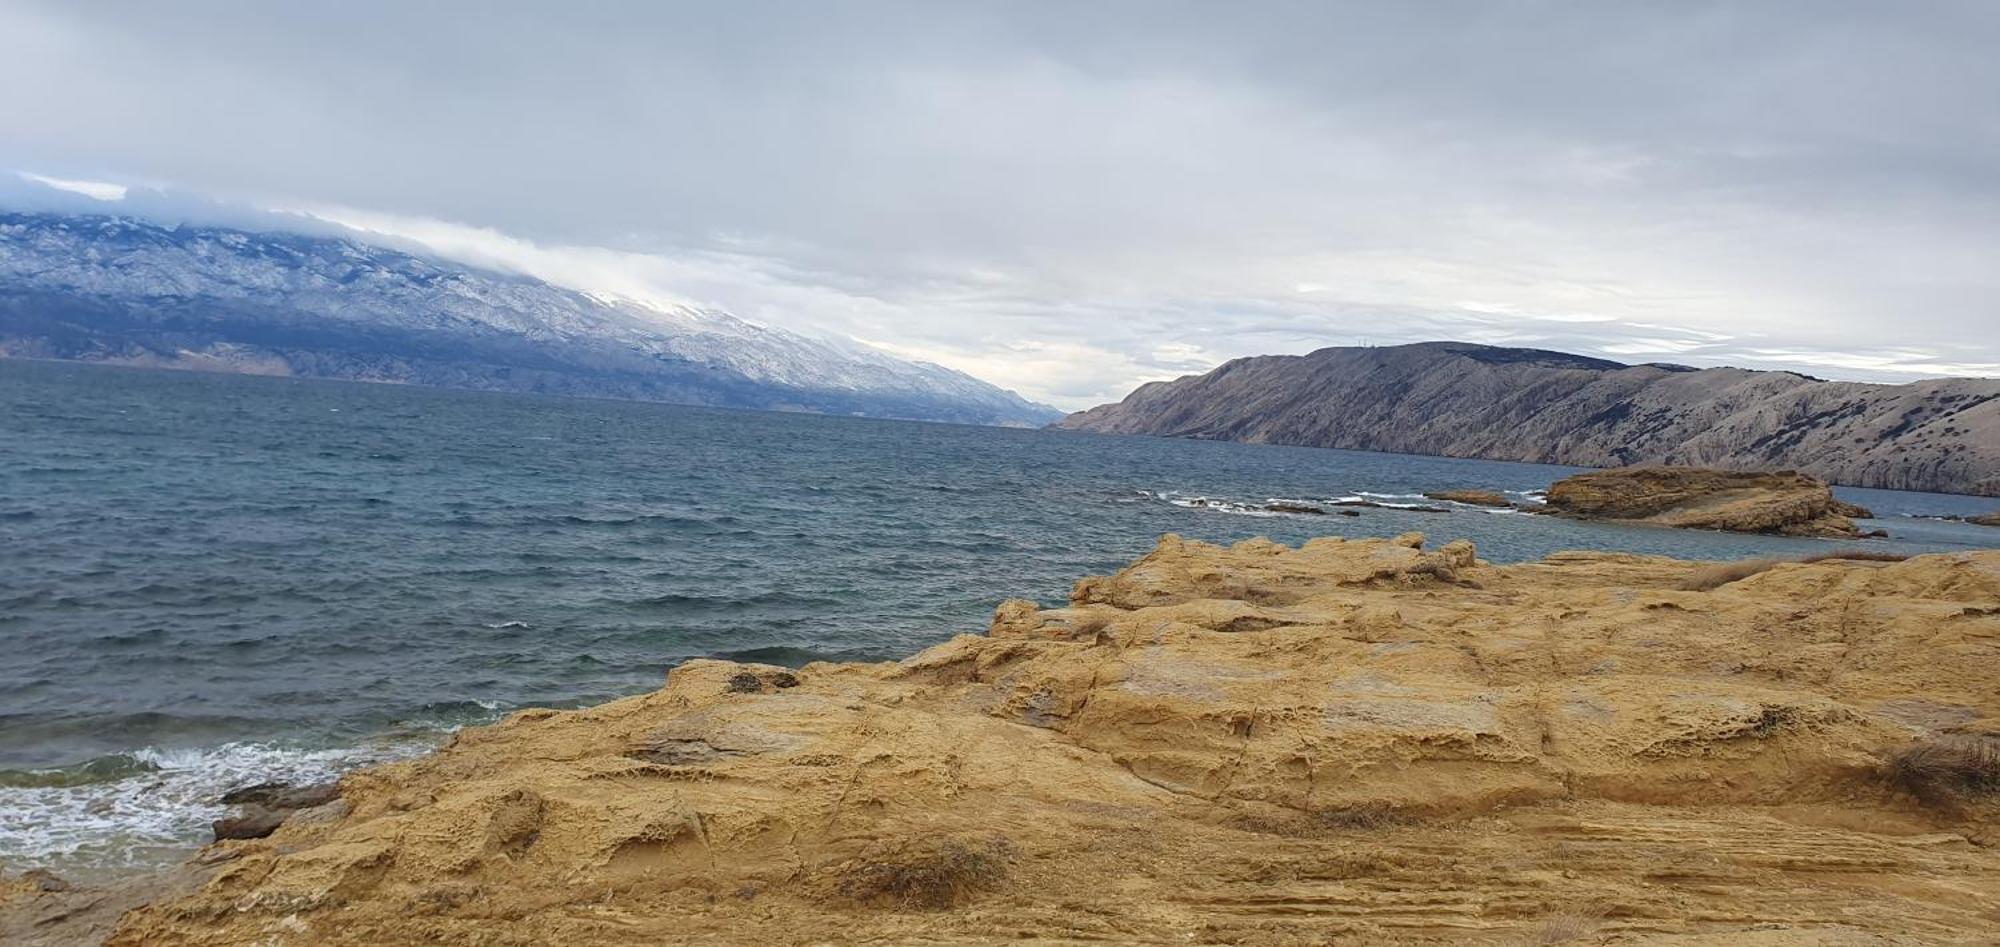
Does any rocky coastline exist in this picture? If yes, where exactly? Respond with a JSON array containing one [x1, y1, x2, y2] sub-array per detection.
[[6, 533, 1998, 945], [1053, 341, 2000, 497]]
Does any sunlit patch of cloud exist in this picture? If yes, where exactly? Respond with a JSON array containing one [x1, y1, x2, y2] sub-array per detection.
[[16, 171, 126, 201], [1598, 337, 1710, 355], [1727, 348, 2000, 379]]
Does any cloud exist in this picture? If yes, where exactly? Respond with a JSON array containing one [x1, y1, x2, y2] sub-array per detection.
[[2, 1, 1996, 407], [16, 172, 126, 202]]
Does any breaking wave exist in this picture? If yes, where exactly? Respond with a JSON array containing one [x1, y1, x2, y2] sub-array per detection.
[[0, 739, 434, 880]]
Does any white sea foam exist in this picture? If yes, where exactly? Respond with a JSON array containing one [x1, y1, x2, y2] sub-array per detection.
[[1337, 494, 1446, 510], [1147, 488, 1473, 517], [0, 739, 432, 879], [1150, 491, 1284, 517]]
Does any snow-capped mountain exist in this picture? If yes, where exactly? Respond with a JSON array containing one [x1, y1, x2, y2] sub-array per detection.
[[0, 211, 1060, 425]]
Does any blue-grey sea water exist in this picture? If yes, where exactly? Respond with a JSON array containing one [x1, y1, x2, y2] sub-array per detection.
[[4, 358, 1998, 877]]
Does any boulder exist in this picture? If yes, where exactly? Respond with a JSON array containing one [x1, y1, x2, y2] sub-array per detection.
[[1544, 466, 1876, 538], [1423, 489, 1515, 507], [212, 805, 290, 841], [210, 780, 341, 841], [1261, 501, 1326, 515], [219, 781, 340, 811]]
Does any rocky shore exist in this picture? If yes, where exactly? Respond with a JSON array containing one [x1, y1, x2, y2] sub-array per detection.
[[1053, 341, 2000, 496], [7, 534, 1999, 945]]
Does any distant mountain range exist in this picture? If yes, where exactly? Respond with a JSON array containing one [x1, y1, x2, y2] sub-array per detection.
[[1056, 341, 2000, 496], [0, 211, 1059, 426]]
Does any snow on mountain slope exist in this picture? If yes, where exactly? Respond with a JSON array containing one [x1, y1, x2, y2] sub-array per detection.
[[0, 211, 1060, 425]]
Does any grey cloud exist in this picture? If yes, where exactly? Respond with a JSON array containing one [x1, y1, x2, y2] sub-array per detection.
[[2, 1, 1996, 408]]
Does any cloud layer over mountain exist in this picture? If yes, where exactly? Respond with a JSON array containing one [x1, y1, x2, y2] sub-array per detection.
[[4, 1, 1997, 408]]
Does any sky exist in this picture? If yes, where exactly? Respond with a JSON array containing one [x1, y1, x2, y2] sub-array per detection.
[[3, 1, 1997, 409]]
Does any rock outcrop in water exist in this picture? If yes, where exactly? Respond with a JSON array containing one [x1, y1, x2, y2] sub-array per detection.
[[1054, 341, 2000, 496], [38, 534, 1996, 945], [1424, 489, 1517, 508], [1543, 466, 1876, 538]]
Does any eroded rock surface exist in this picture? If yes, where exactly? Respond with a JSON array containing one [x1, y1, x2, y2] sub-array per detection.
[[71, 536, 2000, 945], [1544, 466, 1876, 538]]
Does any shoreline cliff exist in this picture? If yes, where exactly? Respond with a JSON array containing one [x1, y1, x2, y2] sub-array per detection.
[[7, 534, 1999, 945], [1054, 342, 2000, 497]]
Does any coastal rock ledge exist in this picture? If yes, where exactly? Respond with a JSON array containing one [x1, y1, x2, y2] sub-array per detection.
[[1544, 466, 1877, 538], [16, 535, 2000, 945]]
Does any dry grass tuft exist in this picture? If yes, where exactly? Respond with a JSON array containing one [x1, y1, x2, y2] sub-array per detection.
[[1516, 908, 1606, 945], [1800, 550, 1911, 564], [834, 837, 1014, 910], [1678, 558, 1780, 591], [1887, 736, 2000, 808], [1678, 550, 1908, 591], [1232, 801, 1418, 837]]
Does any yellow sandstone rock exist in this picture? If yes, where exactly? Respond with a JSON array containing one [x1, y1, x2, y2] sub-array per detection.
[[96, 535, 2000, 945]]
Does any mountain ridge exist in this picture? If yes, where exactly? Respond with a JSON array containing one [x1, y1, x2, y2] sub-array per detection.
[[0, 211, 1060, 426], [1055, 341, 2000, 495]]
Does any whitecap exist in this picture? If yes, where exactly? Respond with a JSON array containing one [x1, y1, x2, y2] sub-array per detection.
[[0, 739, 432, 880], [1149, 491, 1284, 518]]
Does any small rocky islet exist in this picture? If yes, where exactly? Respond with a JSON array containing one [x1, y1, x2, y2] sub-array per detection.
[[1251, 464, 1891, 540], [1535, 466, 1883, 539]]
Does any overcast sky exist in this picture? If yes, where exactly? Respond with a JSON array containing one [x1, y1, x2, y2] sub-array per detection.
[[4, 1, 1997, 408]]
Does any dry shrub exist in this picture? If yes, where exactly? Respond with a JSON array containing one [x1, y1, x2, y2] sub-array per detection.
[[1678, 558, 1779, 591], [1798, 550, 1908, 564], [1678, 550, 1908, 591], [834, 837, 1014, 910], [1887, 736, 2000, 808]]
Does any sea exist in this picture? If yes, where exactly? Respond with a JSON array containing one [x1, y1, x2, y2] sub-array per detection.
[[4, 358, 1998, 879]]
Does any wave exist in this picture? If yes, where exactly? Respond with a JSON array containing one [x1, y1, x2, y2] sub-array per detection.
[[1332, 494, 1448, 510], [1145, 487, 1523, 517], [1138, 490, 1285, 518], [0, 739, 431, 876], [550, 512, 735, 530], [388, 698, 515, 734], [710, 644, 897, 667], [0, 753, 161, 789], [623, 589, 844, 615]]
